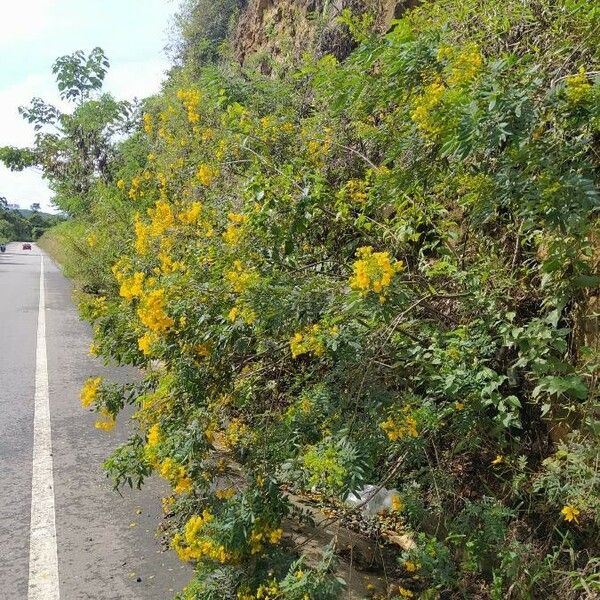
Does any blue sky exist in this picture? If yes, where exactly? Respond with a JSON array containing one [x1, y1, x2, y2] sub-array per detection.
[[0, 0, 177, 211]]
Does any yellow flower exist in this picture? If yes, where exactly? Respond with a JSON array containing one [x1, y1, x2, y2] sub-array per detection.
[[268, 528, 283, 544], [158, 457, 192, 494], [223, 212, 247, 246], [398, 587, 414, 598], [179, 202, 203, 225], [225, 419, 249, 447], [119, 271, 145, 302], [197, 164, 220, 186], [81, 377, 102, 408], [143, 112, 153, 135], [215, 488, 236, 500], [201, 128, 215, 142], [404, 560, 419, 573], [349, 246, 403, 298], [162, 496, 175, 514], [174, 476, 193, 494], [158, 252, 184, 275], [224, 261, 258, 294], [172, 511, 232, 564], [561, 505, 580, 523], [341, 179, 368, 204], [440, 45, 483, 85], [290, 324, 325, 358], [380, 414, 418, 441], [411, 81, 446, 136], [227, 212, 246, 224], [95, 416, 116, 432], [147, 199, 175, 237], [565, 69, 593, 105], [177, 88, 202, 124], [491, 454, 504, 465], [134, 214, 151, 255], [193, 343, 210, 359], [138, 288, 174, 334], [391, 494, 404, 512], [138, 331, 157, 356], [223, 224, 242, 246], [147, 423, 161, 447]]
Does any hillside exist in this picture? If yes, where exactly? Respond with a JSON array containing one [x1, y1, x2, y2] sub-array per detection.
[[4, 1, 600, 598], [0, 201, 59, 243]]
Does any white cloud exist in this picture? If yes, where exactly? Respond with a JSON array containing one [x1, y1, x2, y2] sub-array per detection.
[[0, 74, 61, 147], [0, 74, 58, 211], [0, 0, 58, 46], [104, 57, 169, 100], [0, 0, 175, 212], [0, 59, 169, 212], [0, 165, 52, 212]]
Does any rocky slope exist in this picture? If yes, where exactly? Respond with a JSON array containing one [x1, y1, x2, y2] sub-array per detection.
[[233, 0, 419, 68]]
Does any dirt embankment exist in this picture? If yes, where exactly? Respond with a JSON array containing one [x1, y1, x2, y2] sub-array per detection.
[[233, 0, 420, 70]]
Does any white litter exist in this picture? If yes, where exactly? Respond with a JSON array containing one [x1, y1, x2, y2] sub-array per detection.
[[346, 485, 399, 517]]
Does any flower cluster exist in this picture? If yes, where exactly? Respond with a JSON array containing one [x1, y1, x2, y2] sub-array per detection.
[[237, 580, 281, 600], [380, 413, 418, 441], [224, 260, 258, 294], [290, 324, 326, 358], [80, 377, 101, 408], [411, 81, 446, 136], [118, 271, 144, 302], [197, 163, 220, 186], [228, 303, 257, 325], [349, 246, 402, 299], [137, 288, 174, 333], [565, 69, 593, 105], [248, 522, 284, 554], [158, 457, 193, 494], [438, 45, 483, 85], [95, 407, 116, 432], [178, 201, 203, 226], [172, 511, 231, 563], [176, 88, 201, 124], [147, 199, 175, 237], [223, 212, 247, 246], [143, 112, 153, 135]]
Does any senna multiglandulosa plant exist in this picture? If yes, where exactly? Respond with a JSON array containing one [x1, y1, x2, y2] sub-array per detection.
[[67, 0, 600, 597]]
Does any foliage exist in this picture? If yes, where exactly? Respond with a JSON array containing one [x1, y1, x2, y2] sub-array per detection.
[[0, 48, 134, 215], [170, 0, 246, 70], [34, 0, 600, 597], [0, 196, 60, 243]]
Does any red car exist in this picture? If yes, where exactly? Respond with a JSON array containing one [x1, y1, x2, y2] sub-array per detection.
[[22, 243, 32, 250]]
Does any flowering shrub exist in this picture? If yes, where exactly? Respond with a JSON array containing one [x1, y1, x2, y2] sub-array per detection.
[[39, 0, 600, 597]]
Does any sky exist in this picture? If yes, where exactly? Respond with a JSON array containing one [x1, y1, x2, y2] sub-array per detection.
[[0, 0, 178, 212]]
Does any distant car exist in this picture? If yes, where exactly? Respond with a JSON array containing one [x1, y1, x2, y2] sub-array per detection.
[[22, 243, 32, 250]]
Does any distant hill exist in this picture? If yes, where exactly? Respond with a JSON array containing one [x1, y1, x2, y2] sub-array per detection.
[[14, 208, 55, 220]]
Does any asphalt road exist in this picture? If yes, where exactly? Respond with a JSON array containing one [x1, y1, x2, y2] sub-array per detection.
[[0, 242, 190, 599]]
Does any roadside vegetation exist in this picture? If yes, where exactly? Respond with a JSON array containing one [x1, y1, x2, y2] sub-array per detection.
[[3, 1, 599, 598], [0, 198, 59, 244]]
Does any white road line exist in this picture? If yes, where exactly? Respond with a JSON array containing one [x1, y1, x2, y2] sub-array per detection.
[[28, 255, 60, 600]]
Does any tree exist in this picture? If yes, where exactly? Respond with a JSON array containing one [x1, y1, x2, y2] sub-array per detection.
[[170, 0, 246, 70], [0, 196, 31, 240], [0, 48, 135, 215], [30, 202, 41, 212]]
